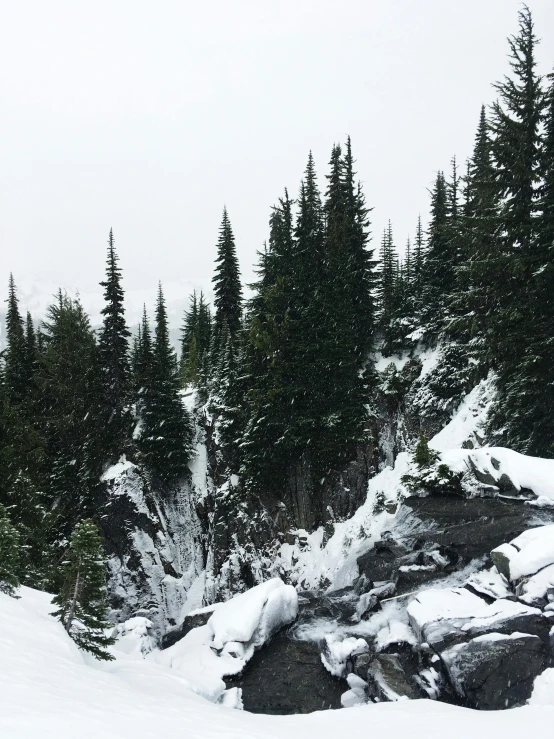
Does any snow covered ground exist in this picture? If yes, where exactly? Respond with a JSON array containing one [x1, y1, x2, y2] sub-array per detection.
[[2, 586, 554, 739]]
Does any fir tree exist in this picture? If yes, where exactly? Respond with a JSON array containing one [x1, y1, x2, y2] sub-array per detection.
[[414, 432, 433, 468], [0, 504, 20, 596], [39, 292, 103, 547], [487, 6, 549, 454], [139, 285, 193, 481], [51, 519, 115, 660], [212, 208, 243, 348], [98, 229, 131, 461], [4, 274, 27, 406]]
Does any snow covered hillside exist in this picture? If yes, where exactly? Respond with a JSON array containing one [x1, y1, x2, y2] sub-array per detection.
[[2, 586, 554, 739]]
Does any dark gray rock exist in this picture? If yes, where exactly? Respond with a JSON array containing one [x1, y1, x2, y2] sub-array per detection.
[[403, 494, 554, 565], [367, 654, 425, 702], [228, 631, 345, 714], [440, 632, 547, 710]]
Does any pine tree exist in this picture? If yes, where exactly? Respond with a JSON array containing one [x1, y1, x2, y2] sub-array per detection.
[[422, 170, 451, 332], [414, 432, 433, 468], [0, 504, 20, 596], [487, 6, 549, 454], [97, 229, 131, 462], [39, 292, 103, 547], [4, 274, 28, 406], [51, 519, 115, 660], [139, 284, 193, 481], [413, 215, 426, 302], [212, 208, 243, 349]]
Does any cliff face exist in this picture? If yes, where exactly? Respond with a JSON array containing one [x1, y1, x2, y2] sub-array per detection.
[[101, 344, 496, 621]]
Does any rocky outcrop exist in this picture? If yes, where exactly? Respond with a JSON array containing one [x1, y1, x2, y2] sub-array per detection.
[[100, 460, 204, 633], [441, 633, 547, 710]]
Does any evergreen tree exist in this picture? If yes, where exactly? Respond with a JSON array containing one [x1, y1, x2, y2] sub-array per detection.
[[414, 432, 433, 468], [97, 229, 131, 462], [4, 274, 28, 406], [139, 285, 193, 481], [487, 6, 549, 453], [413, 215, 426, 302], [51, 519, 115, 660], [422, 170, 450, 332], [212, 208, 243, 350], [39, 292, 103, 548], [0, 504, 20, 596]]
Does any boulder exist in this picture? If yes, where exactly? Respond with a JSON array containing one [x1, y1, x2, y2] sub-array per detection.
[[491, 524, 554, 595], [440, 632, 547, 710], [366, 654, 425, 702], [407, 587, 549, 651]]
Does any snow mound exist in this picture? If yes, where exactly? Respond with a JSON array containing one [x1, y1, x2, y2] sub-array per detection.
[[208, 578, 298, 651]]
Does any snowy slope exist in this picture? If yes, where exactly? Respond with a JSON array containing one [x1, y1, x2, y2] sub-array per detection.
[[2, 587, 554, 739]]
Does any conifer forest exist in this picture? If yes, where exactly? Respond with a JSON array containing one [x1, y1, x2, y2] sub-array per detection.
[[3, 5, 554, 732]]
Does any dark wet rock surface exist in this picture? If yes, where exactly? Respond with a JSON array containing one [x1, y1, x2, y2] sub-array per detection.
[[227, 630, 345, 714]]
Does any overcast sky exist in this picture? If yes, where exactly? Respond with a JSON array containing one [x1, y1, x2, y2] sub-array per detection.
[[1, 0, 553, 326]]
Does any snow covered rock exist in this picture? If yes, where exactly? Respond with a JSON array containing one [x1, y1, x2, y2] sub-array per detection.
[[321, 635, 369, 678], [491, 525, 554, 582], [441, 632, 547, 710], [111, 616, 156, 656], [101, 460, 204, 632], [407, 587, 547, 650], [439, 448, 554, 499], [207, 578, 298, 655], [151, 578, 298, 706], [340, 673, 369, 707]]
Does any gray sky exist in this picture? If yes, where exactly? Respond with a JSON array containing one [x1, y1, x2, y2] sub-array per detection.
[[1, 0, 553, 327]]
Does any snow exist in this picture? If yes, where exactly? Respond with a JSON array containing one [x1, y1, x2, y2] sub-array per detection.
[[4, 588, 554, 739], [491, 525, 554, 581], [374, 353, 410, 373], [321, 634, 369, 677], [207, 578, 298, 651], [407, 587, 540, 645], [151, 578, 298, 703], [441, 448, 554, 499], [101, 457, 136, 481], [429, 376, 494, 453]]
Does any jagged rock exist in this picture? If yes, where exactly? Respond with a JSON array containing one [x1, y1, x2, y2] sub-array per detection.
[[161, 608, 215, 649], [403, 495, 554, 566], [100, 462, 204, 632], [440, 632, 547, 710], [367, 654, 425, 702]]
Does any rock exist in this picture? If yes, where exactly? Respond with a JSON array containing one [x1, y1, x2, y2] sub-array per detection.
[[161, 608, 215, 649], [491, 524, 554, 581], [367, 654, 425, 702], [403, 495, 554, 566], [440, 632, 547, 709], [228, 631, 346, 714], [357, 540, 410, 583], [407, 587, 549, 651]]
